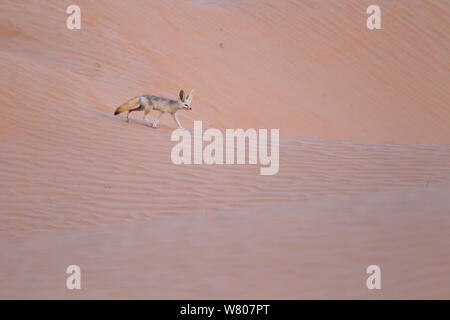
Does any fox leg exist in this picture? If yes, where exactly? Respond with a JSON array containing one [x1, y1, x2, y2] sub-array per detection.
[[171, 112, 183, 129], [143, 108, 153, 126], [126, 105, 143, 122], [151, 111, 163, 128]]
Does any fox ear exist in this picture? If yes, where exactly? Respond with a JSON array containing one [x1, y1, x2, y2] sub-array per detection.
[[186, 89, 194, 103], [179, 89, 185, 101]]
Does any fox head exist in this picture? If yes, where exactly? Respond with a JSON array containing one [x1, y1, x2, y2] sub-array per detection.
[[178, 89, 194, 110]]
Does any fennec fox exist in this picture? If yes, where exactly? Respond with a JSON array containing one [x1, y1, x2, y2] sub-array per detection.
[[114, 89, 194, 129]]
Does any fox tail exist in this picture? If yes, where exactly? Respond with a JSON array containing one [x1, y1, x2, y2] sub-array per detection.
[[114, 96, 140, 115]]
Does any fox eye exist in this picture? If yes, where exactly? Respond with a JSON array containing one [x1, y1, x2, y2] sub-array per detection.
[[184, 104, 189, 107]]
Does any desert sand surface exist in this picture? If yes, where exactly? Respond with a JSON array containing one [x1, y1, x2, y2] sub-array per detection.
[[0, 0, 449, 299]]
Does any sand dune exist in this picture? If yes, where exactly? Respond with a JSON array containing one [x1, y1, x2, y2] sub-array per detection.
[[1, 0, 449, 142], [1, 136, 449, 237], [2, 183, 449, 299], [0, 0, 449, 299]]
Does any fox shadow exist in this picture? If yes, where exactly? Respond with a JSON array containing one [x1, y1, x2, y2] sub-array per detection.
[[100, 110, 174, 130]]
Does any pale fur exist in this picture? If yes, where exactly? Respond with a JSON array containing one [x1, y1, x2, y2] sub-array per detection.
[[114, 89, 194, 129]]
